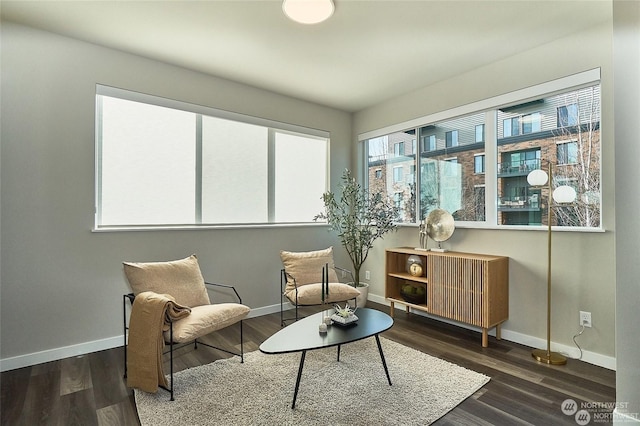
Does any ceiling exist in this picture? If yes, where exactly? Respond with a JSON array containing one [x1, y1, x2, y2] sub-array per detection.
[[1, 1, 611, 112]]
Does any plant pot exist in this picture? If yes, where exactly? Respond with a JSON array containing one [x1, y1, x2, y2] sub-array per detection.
[[347, 282, 369, 308]]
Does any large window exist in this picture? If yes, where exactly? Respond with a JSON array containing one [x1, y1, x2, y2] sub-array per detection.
[[362, 69, 601, 229], [96, 86, 328, 229]]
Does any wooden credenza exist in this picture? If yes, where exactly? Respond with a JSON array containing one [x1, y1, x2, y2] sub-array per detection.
[[385, 247, 509, 347]]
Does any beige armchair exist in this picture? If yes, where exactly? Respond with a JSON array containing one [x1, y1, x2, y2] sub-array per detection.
[[122, 254, 250, 400], [280, 247, 360, 326]]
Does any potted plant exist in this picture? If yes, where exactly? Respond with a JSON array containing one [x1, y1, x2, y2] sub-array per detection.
[[315, 169, 399, 307]]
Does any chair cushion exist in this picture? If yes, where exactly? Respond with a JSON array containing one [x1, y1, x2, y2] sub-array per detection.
[[123, 254, 210, 308], [284, 282, 360, 306], [280, 247, 340, 293], [166, 303, 250, 343]]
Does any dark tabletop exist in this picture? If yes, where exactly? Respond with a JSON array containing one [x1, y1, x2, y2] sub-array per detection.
[[259, 308, 393, 355]]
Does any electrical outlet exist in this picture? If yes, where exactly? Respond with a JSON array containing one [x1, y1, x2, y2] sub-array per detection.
[[365, 270, 370, 280], [580, 311, 592, 328]]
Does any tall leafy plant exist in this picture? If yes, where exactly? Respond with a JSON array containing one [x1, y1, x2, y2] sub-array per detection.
[[315, 169, 399, 287]]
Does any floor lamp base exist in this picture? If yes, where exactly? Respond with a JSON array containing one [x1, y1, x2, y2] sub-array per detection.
[[532, 349, 567, 365]]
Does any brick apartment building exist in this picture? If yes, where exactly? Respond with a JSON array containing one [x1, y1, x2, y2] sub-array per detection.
[[367, 85, 601, 227]]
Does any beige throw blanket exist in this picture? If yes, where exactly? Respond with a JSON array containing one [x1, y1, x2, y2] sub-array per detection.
[[127, 291, 191, 393]]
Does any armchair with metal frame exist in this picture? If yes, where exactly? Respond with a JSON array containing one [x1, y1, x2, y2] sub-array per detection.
[[122, 255, 250, 400], [280, 265, 358, 326]]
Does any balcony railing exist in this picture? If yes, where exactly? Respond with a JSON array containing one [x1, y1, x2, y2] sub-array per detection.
[[497, 192, 542, 210], [497, 159, 541, 176]]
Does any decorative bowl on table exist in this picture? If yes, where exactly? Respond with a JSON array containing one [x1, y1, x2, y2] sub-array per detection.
[[400, 283, 426, 305]]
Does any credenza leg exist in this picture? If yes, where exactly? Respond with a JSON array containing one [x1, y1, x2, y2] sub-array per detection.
[[482, 328, 488, 347], [496, 324, 502, 340], [389, 301, 395, 317]]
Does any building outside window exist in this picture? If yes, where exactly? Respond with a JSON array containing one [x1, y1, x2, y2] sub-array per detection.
[[503, 117, 520, 137], [522, 112, 542, 134], [558, 104, 579, 127], [393, 166, 403, 183], [475, 124, 485, 142], [364, 73, 601, 229], [474, 154, 485, 174], [445, 130, 459, 147], [394, 142, 405, 156], [367, 130, 416, 223], [417, 112, 485, 221], [557, 141, 579, 165], [422, 134, 436, 151]]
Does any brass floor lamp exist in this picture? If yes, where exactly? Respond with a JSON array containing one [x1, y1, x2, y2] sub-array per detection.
[[527, 164, 577, 365]]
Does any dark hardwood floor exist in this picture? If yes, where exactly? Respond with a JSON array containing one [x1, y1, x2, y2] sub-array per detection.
[[1, 302, 615, 425]]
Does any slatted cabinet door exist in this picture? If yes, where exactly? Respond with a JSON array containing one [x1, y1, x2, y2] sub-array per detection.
[[428, 255, 485, 327]]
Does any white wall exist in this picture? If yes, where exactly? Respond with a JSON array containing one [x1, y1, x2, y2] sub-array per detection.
[[0, 22, 352, 369], [613, 0, 640, 422], [353, 19, 617, 366]]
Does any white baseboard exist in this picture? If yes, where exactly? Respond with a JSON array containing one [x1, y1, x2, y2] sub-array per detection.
[[0, 304, 287, 372], [0, 297, 615, 372], [367, 293, 616, 370], [0, 335, 124, 372]]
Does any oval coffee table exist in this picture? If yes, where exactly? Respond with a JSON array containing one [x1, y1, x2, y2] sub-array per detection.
[[259, 308, 394, 408]]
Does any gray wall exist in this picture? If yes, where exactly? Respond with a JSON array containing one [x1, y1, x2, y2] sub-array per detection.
[[0, 9, 629, 375], [0, 22, 352, 366], [354, 19, 617, 365], [613, 0, 640, 422]]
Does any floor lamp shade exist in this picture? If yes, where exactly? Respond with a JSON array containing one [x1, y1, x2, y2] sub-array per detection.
[[553, 186, 577, 203]]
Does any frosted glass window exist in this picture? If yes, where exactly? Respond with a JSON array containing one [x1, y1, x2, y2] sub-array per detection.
[[274, 132, 327, 223], [96, 86, 328, 229], [201, 117, 268, 224], [99, 97, 196, 226]]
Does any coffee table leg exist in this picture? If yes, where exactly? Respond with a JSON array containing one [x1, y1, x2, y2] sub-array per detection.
[[292, 350, 307, 409], [375, 334, 392, 386], [337, 345, 341, 361]]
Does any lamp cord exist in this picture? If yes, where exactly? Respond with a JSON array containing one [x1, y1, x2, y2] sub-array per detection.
[[570, 324, 586, 360]]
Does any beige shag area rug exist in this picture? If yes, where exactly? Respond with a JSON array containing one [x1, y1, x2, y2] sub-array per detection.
[[135, 337, 489, 425]]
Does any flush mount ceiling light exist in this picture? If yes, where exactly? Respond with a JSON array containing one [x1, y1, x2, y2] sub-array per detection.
[[283, 0, 335, 24]]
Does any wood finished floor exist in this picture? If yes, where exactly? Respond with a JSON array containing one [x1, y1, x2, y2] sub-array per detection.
[[1, 302, 615, 425]]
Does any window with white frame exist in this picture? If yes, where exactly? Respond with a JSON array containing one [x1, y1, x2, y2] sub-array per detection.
[[522, 112, 542, 134], [475, 124, 485, 143], [394, 142, 404, 156], [362, 69, 601, 229], [558, 104, 579, 127], [557, 140, 578, 165], [95, 85, 328, 229], [503, 117, 520, 137], [474, 154, 485, 174], [393, 166, 403, 183], [445, 130, 459, 147], [422, 134, 436, 151]]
